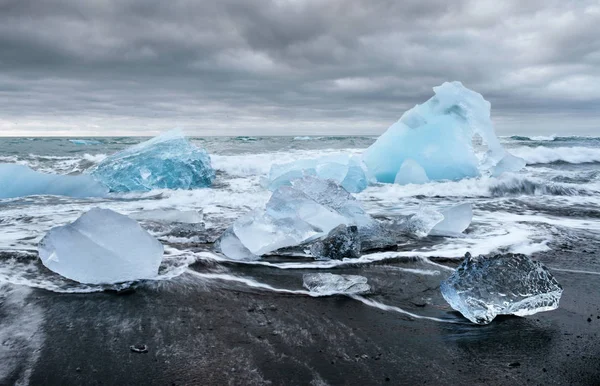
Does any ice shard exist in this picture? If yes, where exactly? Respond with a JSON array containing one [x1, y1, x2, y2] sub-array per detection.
[[303, 273, 370, 295], [430, 203, 473, 236], [310, 224, 361, 260], [0, 164, 108, 199], [38, 208, 164, 284], [91, 129, 215, 192], [363, 82, 525, 184], [440, 253, 563, 324]]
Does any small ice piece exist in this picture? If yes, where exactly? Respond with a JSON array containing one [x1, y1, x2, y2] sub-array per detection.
[[91, 129, 215, 192], [268, 156, 368, 193], [38, 208, 164, 284], [0, 164, 108, 199], [491, 153, 528, 177], [310, 225, 361, 260], [130, 209, 203, 224], [215, 228, 259, 261], [394, 159, 430, 185], [440, 253, 563, 324], [303, 273, 370, 295], [405, 207, 444, 237], [430, 203, 473, 236], [363, 82, 525, 184]]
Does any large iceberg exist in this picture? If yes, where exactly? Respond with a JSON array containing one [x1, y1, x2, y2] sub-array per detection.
[[91, 129, 215, 192], [38, 208, 164, 284], [363, 82, 525, 183], [217, 176, 376, 259], [303, 273, 370, 295], [440, 253, 563, 324], [0, 164, 108, 199], [268, 155, 368, 193]]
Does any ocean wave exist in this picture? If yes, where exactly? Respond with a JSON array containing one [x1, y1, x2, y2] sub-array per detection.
[[510, 146, 600, 164], [508, 135, 600, 143]]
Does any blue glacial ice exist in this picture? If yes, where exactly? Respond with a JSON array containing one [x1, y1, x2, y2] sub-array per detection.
[[268, 155, 368, 193], [441, 253, 563, 324], [217, 176, 375, 259], [394, 159, 430, 185], [402, 203, 473, 237], [91, 129, 215, 192], [363, 82, 525, 184], [0, 164, 108, 199], [38, 208, 164, 284]]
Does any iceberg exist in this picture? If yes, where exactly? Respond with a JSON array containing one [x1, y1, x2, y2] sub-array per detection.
[[217, 176, 375, 259], [363, 82, 525, 183], [268, 155, 368, 193], [91, 129, 215, 192], [440, 253, 563, 324], [310, 224, 361, 260], [394, 159, 430, 185], [38, 208, 164, 284], [303, 273, 370, 295], [0, 164, 108, 199]]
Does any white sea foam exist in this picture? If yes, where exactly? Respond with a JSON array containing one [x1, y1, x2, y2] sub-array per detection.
[[511, 146, 600, 164]]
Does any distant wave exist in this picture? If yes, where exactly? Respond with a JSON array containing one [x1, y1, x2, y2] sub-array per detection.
[[510, 146, 600, 164], [69, 139, 102, 145], [509, 135, 600, 143]]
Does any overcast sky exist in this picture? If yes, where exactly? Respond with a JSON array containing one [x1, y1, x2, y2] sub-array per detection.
[[1, 0, 599, 136]]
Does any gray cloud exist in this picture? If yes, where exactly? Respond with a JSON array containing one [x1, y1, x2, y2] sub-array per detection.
[[0, 0, 599, 136]]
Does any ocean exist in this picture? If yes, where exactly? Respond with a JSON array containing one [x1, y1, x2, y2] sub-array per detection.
[[1, 134, 599, 384]]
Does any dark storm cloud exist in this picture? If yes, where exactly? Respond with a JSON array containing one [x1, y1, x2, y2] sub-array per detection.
[[0, 0, 599, 135]]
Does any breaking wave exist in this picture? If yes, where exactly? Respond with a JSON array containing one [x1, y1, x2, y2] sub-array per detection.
[[510, 146, 600, 165]]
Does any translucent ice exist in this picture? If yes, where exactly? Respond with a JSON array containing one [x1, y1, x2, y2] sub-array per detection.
[[430, 203, 473, 236], [405, 207, 444, 238], [491, 153, 527, 177], [130, 209, 204, 224], [217, 176, 375, 259], [130, 209, 205, 239], [394, 159, 430, 185], [0, 164, 108, 199], [38, 208, 164, 284], [310, 225, 361, 260], [303, 273, 370, 295], [440, 253, 563, 324], [268, 156, 368, 193], [363, 82, 525, 183], [91, 129, 215, 192]]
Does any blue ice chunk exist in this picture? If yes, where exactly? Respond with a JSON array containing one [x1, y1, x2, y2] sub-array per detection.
[[268, 156, 368, 193], [491, 153, 527, 177], [363, 82, 525, 183], [91, 129, 215, 192], [0, 164, 108, 199], [441, 253, 563, 324]]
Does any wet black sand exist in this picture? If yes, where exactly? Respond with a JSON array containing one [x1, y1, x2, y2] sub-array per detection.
[[2, 248, 599, 386]]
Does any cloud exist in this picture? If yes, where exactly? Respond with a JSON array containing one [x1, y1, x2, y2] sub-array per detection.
[[0, 0, 598, 136]]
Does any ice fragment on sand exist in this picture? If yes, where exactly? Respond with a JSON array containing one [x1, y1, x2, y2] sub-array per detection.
[[363, 81, 524, 184], [38, 208, 164, 284], [91, 129, 214, 192], [430, 203, 473, 236], [405, 207, 444, 237], [0, 164, 108, 199], [310, 225, 361, 260], [440, 253, 563, 324], [303, 273, 370, 295]]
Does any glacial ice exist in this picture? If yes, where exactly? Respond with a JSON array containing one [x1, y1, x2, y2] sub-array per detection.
[[363, 81, 525, 183], [217, 176, 374, 259], [0, 164, 108, 199], [430, 203, 473, 236], [38, 208, 164, 284], [303, 273, 370, 295], [91, 129, 215, 192], [491, 153, 528, 177], [394, 159, 430, 185], [130, 209, 205, 239], [268, 155, 368, 193], [310, 224, 361, 260], [404, 207, 445, 238], [440, 253, 563, 324]]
